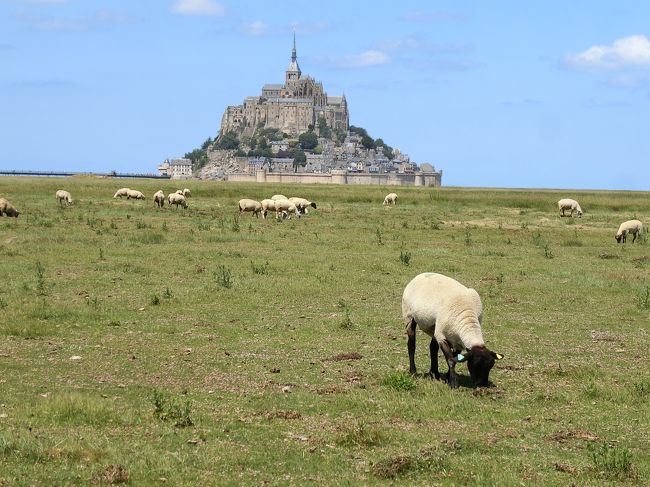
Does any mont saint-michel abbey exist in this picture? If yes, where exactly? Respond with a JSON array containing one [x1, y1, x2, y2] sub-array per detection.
[[219, 36, 349, 137]]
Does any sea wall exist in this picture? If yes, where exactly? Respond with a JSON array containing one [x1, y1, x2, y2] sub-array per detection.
[[227, 169, 442, 187]]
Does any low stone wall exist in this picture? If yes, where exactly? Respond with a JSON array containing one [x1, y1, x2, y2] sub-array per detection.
[[226, 169, 442, 187]]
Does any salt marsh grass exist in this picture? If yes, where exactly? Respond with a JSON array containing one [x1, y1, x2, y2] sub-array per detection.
[[0, 176, 648, 485]]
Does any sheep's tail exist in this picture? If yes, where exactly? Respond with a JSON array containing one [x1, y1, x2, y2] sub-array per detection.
[[405, 317, 416, 336]]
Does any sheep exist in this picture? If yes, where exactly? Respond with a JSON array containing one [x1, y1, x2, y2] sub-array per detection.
[[126, 189, 145, 200], [273, 198, 300, 219], [615, 219, 643, 243], [271, 194, 287, 201], [558, 198, 582, 217], [402, 272, 503, 388], [289, 197, 317, 215], [153, 190, 165, 208], [383, 192, 398, 205], [55, 190, 73, 207], [0, 198, 20, 218], [261, 199, 278, 219], [113, 188, 131, 198], [238, 198, 262, 217], [176, 189, 191, 198], [168, 192, 188, 209]]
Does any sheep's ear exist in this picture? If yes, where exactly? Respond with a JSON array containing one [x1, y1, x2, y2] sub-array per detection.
[[456, 354, 466, 362]]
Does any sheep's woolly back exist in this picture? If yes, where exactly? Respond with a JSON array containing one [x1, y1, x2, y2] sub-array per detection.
[[402, 273, 485, 351], [271, 194, 287, 201], [558, 198, 581, 211], [616, 219, 643, 237]]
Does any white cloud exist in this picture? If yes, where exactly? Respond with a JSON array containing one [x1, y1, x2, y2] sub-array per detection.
[[241, 20, 267, 36], [171, 0, 225, 17], [338, 50, 390, 68], [566, 35, 650, 70]]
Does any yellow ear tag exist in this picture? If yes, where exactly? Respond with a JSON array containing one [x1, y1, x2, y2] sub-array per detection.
[[495, 353, 504, 360]]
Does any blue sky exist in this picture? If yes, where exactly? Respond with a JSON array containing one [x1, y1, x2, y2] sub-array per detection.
[[1, 0, 649, 190]]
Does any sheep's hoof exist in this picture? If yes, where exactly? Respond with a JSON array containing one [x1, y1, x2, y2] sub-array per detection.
[[428, 371, 441, 380], [448, 381, 459, 389]]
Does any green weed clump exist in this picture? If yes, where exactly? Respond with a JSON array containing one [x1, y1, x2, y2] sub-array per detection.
[[589, 442, 636, 480], [382, 372, 417, 391], [152, 390, 193, 428], [399, 250, 412, 266], [637, 285, 650, 309], [336, 421, 385, 447], [215, 265, 233, 288]]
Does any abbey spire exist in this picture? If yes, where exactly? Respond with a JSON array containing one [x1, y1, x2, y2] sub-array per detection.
[[286, 32, 301, 83]]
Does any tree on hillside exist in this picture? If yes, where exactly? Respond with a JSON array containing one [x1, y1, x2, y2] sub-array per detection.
[[298, 131, 318, 150], [317, 116, 332, 138], [216, 131, 240, 150], [361, 134, 375, 149], [291, 148, 306, 172], [184, 137, 214, 170]]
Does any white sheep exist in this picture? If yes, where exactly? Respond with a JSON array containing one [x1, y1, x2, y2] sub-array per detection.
[[289, 197, 317, 215], [55, 190, 73, 207], [238, 198, 262, 217], [126, 189, 145, 200], [113, 188, 130, 198], [274, 198, 300, 219], [175, 189, 191, 198], [0, 197, 20, 217], [261, 199, 278, 219], [615, 219, 643, 243], [271, 194, 287, 201], [558, 198, 582, 217], [402, 272, 503, 388], [383, 192, 397, 205], [153, 190, 165, 208], [168, 192, 188, 209]]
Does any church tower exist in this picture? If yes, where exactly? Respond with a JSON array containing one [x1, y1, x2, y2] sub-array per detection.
[[285, 33, 301, 85]]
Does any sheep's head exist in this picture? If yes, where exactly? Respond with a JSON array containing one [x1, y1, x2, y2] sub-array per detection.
[[457, 346, 503, 387], [615, 234, 623, 243]]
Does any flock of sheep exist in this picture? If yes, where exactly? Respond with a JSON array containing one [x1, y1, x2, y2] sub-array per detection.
[[0, 185, 645, 389], [238, 194, 317, 220]]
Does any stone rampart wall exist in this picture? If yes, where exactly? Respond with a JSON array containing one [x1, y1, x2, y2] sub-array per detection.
[[226, 170, 441, 187]]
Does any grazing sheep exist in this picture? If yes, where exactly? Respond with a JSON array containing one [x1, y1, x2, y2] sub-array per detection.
[[289, 197, 317, 215], [615, 219, 643, 243], [175, 189, 191, 198], [271, 194, 287, 201], [0, 197, 19, 217], [261, 199, 278, 219], [126, 189, 145, 200], [383, 192, 398, 205], [402, 272, 503, 388], [239, 198, 262, 217], [274, 198, 300, 219], [168, 192, 188, 209], [113, 188, 130, 198], [55, 190, 73, 207], [153, 190, 165, 208], [558, 198, 582, 217]]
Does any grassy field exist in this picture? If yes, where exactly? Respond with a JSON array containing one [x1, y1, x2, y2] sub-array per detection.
[[1, 176, 649, 486]]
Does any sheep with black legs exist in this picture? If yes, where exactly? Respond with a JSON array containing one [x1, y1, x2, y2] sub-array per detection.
[[615, 219, 643, 243], [153, 190, 165, 208], [238, 198, 262, 217], [168, 193, 187, 209], [289, 197, 317, 215], [402, 272, 503, 388]]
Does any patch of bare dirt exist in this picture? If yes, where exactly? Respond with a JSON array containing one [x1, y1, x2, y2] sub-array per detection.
[[554, 462, 577, 474], [547, 430, 599, 443], [91, 465, 129, 484], [327, 352, 363, 361], [263, 410, 302, 420]]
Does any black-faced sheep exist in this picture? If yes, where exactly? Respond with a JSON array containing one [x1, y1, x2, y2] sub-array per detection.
[[615, 219, 643, 243], [289, 197, 317, 215], [402, 272, 503, 388], [55, 190, 73, 206], [0, 198, 20, 217], [273, 198, 299, 219], [558, 198, 582, 217]]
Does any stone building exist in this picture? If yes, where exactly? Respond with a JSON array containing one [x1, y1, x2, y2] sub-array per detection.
[[219, 35, 349, 139], [158, 158, 193, 179]]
